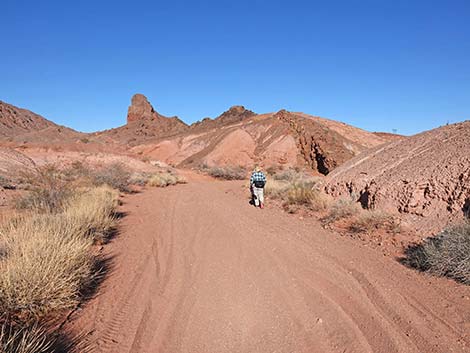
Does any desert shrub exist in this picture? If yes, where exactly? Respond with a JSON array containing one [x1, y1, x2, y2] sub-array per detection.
[[207, 166, 247, 180], [62, 161, 92, 183], [265, 174, 326, 211], [264, 179, 290, 198], [349, 210, 398, 233], [91, 163, 131, 192], [147, 172, 186, 187], [0, 176, 11, 188], [285, 185, 329, 211], [271, 169, 319, 182], [265, 165, 280, 176], [176, 175, 187, 184], [271, 169, 299, 181], [147, 173, 176, 187], [129, 172, 150, 186], [0, 186, 119, 323], [63, 186, 119, 243], [0, 324, 54, 353], [324, 198, 362, 224], [403, 222, 470, 285], [15, 165, 71, 213], [0, 213, 94, 323]]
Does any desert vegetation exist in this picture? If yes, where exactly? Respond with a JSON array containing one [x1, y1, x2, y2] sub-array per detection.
[[323, 198, 362, 224], [265, 169, 328, 212], [265, 169, 401, 241], [403, 222, 470, 285], [202, 165, 247, 180], [0, 324, 54, 353], [349, 210, 399, 234], [1, 164, 120, 352], [147, 172, 187, 187], [128, 169, 186, 188]]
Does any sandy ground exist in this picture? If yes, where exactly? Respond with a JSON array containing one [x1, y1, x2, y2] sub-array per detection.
[[67, 178, 470, 353]]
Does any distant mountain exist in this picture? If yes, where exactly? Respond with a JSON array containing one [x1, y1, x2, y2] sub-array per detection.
[[95, 94, 189, 145], [122, 95, 397, 174], [0, 101, 57, 137], [0, 100, 91, 146], [0, 95, 401, 175]]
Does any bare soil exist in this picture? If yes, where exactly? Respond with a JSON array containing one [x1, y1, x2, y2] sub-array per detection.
[[66, 177, 469, 353]]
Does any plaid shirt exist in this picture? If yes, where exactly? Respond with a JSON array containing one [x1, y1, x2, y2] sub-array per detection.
[[250, 171, 266, 186]]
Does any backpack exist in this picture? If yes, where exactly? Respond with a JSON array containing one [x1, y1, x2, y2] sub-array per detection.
[[253, 179, 265, 188]]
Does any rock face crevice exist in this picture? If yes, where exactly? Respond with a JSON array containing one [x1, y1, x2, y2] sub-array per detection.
[[274, 110, 355, 175]]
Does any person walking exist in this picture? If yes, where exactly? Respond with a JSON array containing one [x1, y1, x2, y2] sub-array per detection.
[[250, 166, 267, 209]]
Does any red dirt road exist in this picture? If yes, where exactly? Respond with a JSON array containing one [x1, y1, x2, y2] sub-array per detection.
[[68, 180, 470, 353]]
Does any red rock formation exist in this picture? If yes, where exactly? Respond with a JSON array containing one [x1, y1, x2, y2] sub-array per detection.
[[326, 121, 470, 234], [0, 101, 56, 137], [127, 94, 160, 123]]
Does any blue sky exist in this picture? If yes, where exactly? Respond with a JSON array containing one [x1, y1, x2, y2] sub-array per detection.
[[1, 0, 469, 135]]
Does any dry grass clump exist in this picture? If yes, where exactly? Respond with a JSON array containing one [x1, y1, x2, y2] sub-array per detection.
[[349, 210, 399, 234], [324, 198, 362, 224], [0, 324, 54, 353], [264, 179, 291, 198], [284, 185, 329, 211], [1, 164, 120, 349], [129, 172, 149, 186], [0, 213, 94, 323], [207, 166, 247, 180], [403, 222, 470, 285], [0, 176, 13, 189], [147, 172, 187, 187], [265, 171, 327, 212], [63, 186, 119, 243]]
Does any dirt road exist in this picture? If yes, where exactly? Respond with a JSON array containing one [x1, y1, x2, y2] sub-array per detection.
[[68, 179, 469, 353]]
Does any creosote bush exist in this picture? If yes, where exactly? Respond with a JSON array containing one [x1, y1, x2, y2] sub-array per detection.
[[403, 222, 470, 285]]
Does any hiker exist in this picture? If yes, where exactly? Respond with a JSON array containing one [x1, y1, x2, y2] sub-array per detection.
[[250, 166, 266, 209]]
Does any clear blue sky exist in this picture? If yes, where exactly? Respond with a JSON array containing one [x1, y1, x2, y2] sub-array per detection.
[[1, 0, 469, 135]]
